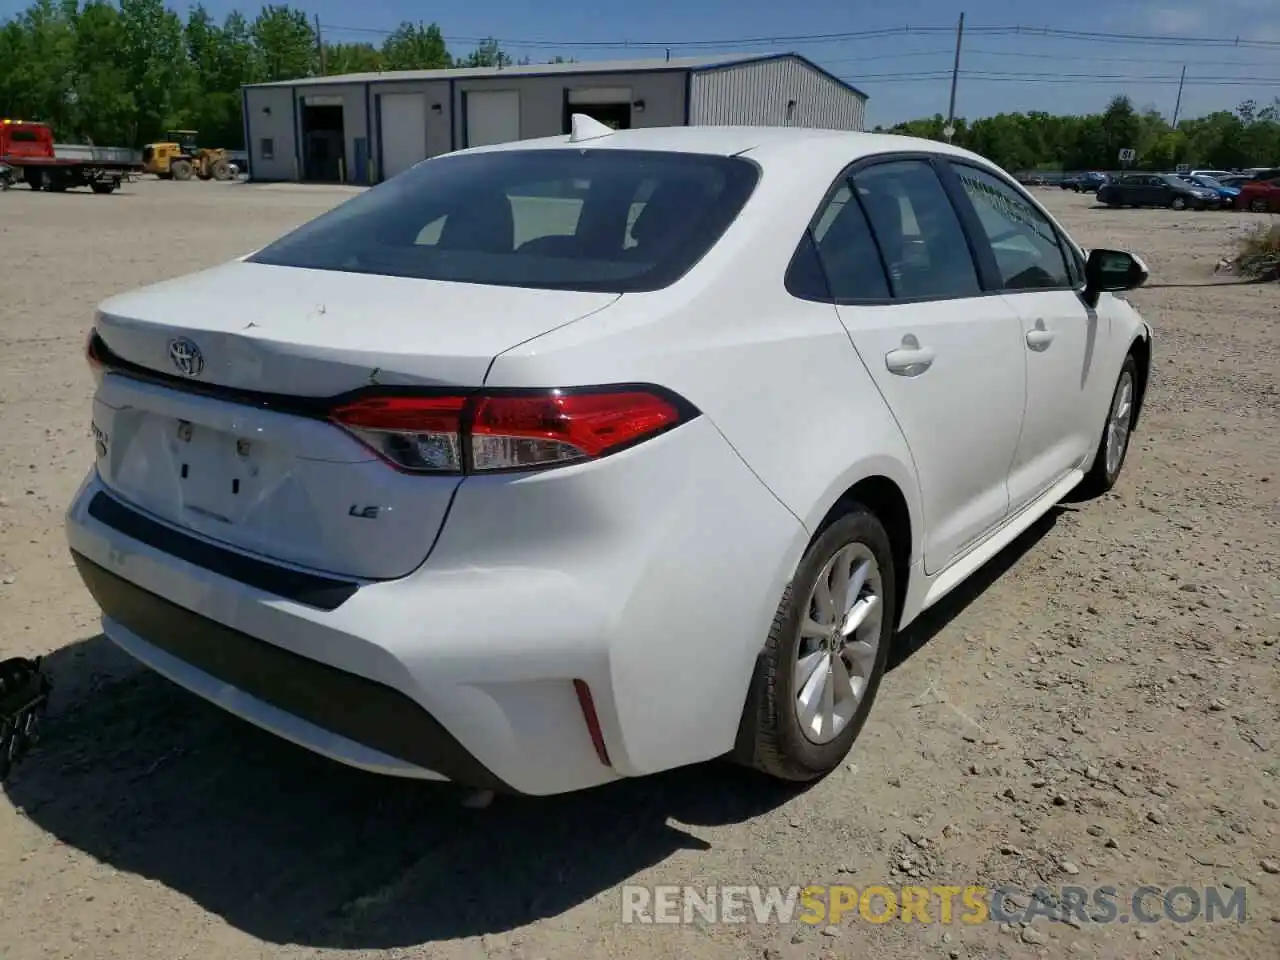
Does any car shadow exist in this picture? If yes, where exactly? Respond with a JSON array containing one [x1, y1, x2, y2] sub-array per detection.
[[4, 636, 799, 949], [4, 506, 1067, 949]]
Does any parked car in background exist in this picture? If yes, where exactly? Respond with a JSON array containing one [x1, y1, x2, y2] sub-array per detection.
[[1018, 174, 1050, 187], [1216, 175, 1252, 190], [1061, 171, 1109, 192], [66, 121, 1154, 796], [1189, 169, 1234, 180], [1236, 177, 1280, 212], [1181, 174, 1240, 201], [1097, 173, 1222, 210]]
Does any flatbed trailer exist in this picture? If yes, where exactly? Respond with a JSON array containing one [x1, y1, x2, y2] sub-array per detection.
[[2, 154, 143, 193], [1, 119, 142, 193]]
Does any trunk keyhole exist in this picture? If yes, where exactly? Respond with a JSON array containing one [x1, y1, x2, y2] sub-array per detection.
[[180, 464, 189, 479], [232, 479, 240, 495]]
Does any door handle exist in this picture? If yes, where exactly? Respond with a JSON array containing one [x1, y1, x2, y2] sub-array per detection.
[[885, 334, 935, 376], [1025, 320, 1055, 351]]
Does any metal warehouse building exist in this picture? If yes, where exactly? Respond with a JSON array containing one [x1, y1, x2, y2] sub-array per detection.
[[240, 52, 868, 184]]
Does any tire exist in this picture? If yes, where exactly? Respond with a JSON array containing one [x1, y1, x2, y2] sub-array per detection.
[[1251, 198, 1269, 213], [1171, 196, 1187, 210], [734, 506, 897, 782], [90, 180, 117, 195], [1076, 354, 1139, 499], [170, 159, 193, 181], [25, 169, 43, 190], [211, 159, 232, 181]]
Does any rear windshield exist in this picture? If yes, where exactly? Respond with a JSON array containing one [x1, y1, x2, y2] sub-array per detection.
[[249, 148, 760, 293]]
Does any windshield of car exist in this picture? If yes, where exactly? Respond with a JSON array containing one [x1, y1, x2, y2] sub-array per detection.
[[248, 148, 760, 293], [1159, 174, 1194, 187], [1192, 175, 1223, 189]]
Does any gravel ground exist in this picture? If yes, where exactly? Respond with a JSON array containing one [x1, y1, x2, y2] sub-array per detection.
[[1, 179, 1277, 960]]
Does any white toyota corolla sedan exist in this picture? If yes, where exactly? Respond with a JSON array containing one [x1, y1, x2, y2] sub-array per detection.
[[66, 117, 1153, 796]]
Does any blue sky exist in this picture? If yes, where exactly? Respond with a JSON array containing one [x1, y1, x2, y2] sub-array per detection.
[[5, 0, 1278, 124]]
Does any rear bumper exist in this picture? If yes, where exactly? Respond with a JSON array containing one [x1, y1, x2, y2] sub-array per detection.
[[72, 551, 508, 790], [65, 414, 807, 796]]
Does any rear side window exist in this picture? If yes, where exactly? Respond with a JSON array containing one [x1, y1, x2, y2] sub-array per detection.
[[249, 149, 760, 293], [10, 130, 38, 142], [850, 160, 981, 300], [952, 163, 1072, 291], [802, 182, 891, 300]]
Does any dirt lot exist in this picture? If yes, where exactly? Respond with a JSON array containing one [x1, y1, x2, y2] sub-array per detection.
[[1, 179, 1277, 960]]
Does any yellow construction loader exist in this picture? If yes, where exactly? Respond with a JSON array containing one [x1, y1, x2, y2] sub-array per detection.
[[142, 130, 233, 181]]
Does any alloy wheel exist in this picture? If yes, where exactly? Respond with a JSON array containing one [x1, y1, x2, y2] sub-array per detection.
[[794, 543, 884, 744]]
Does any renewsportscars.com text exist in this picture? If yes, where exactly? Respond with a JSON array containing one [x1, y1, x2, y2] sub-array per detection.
[[621, 884, 1248, 926]]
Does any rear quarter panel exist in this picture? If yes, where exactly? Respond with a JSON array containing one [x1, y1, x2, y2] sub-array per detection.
[[484, 154, 925, 559], [482, 158, 924, 772]]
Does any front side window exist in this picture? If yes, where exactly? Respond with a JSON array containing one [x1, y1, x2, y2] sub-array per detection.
[[952, 163, 1072, 291], [249, 149, 760, 293], [850, 160, 980, 300]]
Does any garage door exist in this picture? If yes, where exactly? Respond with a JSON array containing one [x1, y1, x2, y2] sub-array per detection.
[[465, 90, 521, 147], [379, 93, 428, 179]]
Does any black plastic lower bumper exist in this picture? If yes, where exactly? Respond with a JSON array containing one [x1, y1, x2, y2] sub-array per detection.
[[71, 551, 513, 792]]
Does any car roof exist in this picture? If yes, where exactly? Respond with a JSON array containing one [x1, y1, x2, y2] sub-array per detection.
[[446, 124, 1000, 178]]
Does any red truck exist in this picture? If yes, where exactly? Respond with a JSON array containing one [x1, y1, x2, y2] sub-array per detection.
[[1, 119, 143, 193]]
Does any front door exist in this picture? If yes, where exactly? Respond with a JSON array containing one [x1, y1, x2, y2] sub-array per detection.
[[947, 161, 1105, 510], [810, 159, 1028, 574]]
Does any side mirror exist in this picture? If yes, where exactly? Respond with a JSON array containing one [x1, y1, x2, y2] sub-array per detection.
[[1083, 248, 1149, 307]]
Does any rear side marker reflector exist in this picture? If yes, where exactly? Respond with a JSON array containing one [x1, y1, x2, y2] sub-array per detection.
[[573, 679, 611, 767], [329, 388, 696, 474]]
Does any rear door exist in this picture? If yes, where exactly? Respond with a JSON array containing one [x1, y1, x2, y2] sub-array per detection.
[[811, 157, 1028, 575], [1114, 176, 1141, 205], [1148, 176, 1174, 206], [946, 160, 1104, 512]]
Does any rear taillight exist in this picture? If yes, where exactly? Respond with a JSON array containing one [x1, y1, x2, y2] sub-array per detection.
[[85, 329, 106, 383], [329, 395, 467, 472], [329, 387, 694, 474]]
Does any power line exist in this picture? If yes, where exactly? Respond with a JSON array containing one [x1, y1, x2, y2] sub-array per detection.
[[319, 22, 1280, 51], [820, 47, 1280, 69], [855, 71, 1280, 86], [979, 26, 1280, 48], [323, 24, 948, 47]]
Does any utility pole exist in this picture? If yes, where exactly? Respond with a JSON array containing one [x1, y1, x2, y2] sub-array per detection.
[[1171, 65, 1187, 127], [944, 12, 965, 143], [315, 14, 326, 75]]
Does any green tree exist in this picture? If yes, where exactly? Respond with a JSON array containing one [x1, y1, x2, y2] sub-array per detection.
[[461, 37, 510, 68], [252, 4, 315, 82], [380, 21, 450, 70], [117, 0, 189, 142]]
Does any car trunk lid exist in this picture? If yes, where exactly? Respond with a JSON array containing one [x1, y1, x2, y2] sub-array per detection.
[[89, 260, 619, 580]]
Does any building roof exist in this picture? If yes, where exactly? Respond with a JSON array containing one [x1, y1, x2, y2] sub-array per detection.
[[242, 51, 868, 100]]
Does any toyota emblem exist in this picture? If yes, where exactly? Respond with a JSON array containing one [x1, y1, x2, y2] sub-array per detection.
[[167, 337, 204, 377]]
